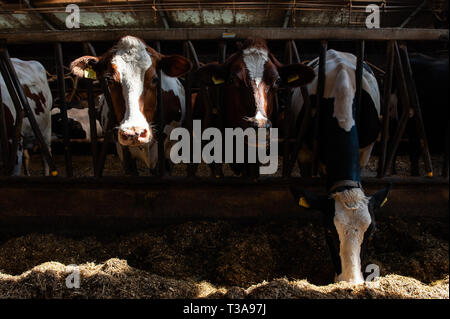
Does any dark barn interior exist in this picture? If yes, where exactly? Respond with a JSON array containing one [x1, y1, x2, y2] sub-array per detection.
[[0, 1, 448, 299]]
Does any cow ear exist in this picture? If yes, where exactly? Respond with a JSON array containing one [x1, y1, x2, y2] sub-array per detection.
[[369, 183, 392, 211], [278, 63, 315, 87], [70, 56, 99, 79], [158, 55, 192, 77], [194, 63, 227, 87], [289, 185, 324, 210]]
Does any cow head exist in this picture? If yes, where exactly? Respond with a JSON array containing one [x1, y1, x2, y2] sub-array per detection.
[[195, 38, 315, 129], [70, 36, 192, 146], [290, 184, 391, 284]]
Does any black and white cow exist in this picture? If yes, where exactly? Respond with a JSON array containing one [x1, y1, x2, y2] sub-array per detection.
[[51, 107, 103, 141], [289, 49, 391, 284], [0, 58, 52, 176]]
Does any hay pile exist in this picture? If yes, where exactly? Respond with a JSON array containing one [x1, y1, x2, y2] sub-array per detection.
[[0, 216, 447, 299], [0, 259, 447, 299]]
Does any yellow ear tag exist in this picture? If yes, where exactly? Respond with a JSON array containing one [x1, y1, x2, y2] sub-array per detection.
[[380, 197, 388, 207], [299, 197, 310, 208], [287, 74, 299, 83], [84, 66, 97, 80], [212, 76, 224, 85]]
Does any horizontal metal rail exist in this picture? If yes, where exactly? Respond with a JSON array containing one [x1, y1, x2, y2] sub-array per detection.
[[0, 177, 447, 226], [0, 28, 448, 44]]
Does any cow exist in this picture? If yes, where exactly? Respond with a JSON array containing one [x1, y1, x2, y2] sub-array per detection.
[[51, 107, 103, 141], [194, 38, 315, 177], [289, 49, 391, 284], [0, 58, 52, 176], [390, 52, 449, 176], [70, 36, 192, 173]]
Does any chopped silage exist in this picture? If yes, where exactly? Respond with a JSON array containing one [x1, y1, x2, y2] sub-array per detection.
[[0, 217, 447, 299]]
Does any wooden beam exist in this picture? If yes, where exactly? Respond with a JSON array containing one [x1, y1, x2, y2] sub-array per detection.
[[0, 177, 447, 228], [0, 28, 448, 44]]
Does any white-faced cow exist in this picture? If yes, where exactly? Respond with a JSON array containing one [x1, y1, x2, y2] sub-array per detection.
[[194, 38, 315, 177], [0, 58, 52, 175], [289, 49, 391, 284], [70, 36, 192, 172]]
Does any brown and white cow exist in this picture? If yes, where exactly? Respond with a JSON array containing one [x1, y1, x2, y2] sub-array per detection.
[[70, 36, 192, 171], [194, 38, 315, 176], [0, 58, 52, 176]]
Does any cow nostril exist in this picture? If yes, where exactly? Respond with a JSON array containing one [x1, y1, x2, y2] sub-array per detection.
[[139, 129, 147, 138]]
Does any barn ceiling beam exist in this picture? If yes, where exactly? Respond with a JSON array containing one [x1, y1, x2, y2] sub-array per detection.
[[23, 0, 58, 31], [0, 27, 447, 44]]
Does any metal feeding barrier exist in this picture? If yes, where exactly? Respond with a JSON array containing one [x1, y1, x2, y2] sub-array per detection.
[[0, 28, 448, 228]]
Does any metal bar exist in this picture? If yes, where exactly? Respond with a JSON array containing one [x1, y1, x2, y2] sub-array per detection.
[[0, 84, 10, 174], [354, 40, 365, 131], [399, 0, 427, 28], [0, 177, 447, 226], [183, 41, 195, 178], [155, 41, 166, 177], [312, 40, 327, 177], [55, 42, 73, 177], [187, 40, 200, 69], [0, 57, 23, 175], [384, 42, 411, 176], [282, 41, 293, 177], [1, 28, 447, 44], [83, 43, 99, 177], [443, 125, 449, 178], [0, 45, 57, 176], [398, 43, 433, 177], [23, 0, 57, 31], [154, 0, 170, 29], [218, 40, 227, 64], [377, 40, 395, 178], [95, 77, 116, 177], [287, 40, 313, 177]]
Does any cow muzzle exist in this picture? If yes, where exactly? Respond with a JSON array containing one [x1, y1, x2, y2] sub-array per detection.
[[118, 126, 152, 146]]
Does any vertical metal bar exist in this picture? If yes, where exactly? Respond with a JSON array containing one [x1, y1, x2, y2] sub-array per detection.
[[83, 43, 99, 177], [384, 41, 411, 176], [312, 40, 328, 177], [0, 58, 23, 175], [287, 40, 313, 177], [216, 40, 226, 132], [0, 45, 57, 176], [377, 40, 395, 178], [443, 124, 449, 178], [183, 41, 195, 177], [0, 85, 10, 174], [282, 41, 293, 177], [55, 42, 73, 177], [218, 40, 227, 64], [354, 40, 365, 131], [95, 76, 115, 177], [187, 41, 200, 69], [155, 40, 166, 177], [398, 43, 433, 177]]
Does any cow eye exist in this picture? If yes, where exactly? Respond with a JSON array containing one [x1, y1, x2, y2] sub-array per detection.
[[274, 77, 281, 87], [104, 74, 114, 83], [152, 77, 159, 86]]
